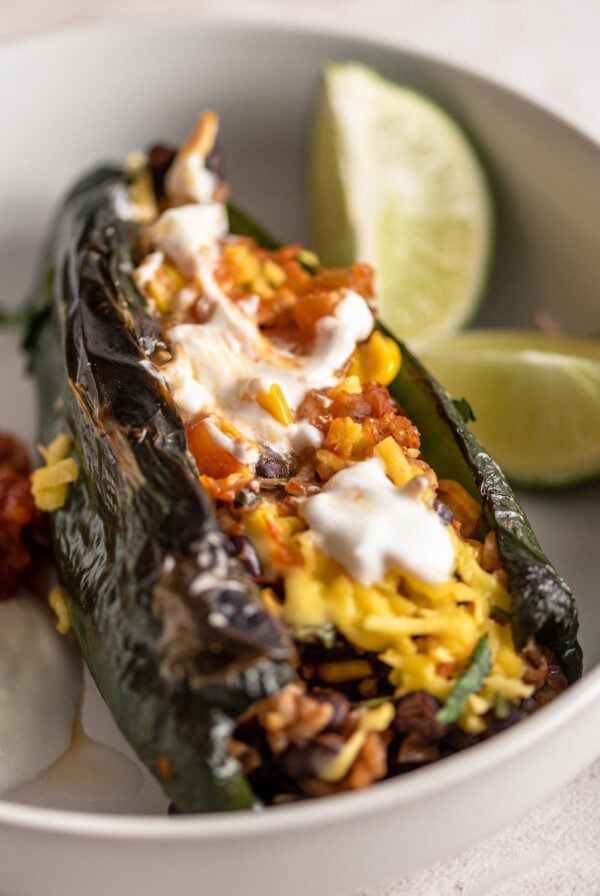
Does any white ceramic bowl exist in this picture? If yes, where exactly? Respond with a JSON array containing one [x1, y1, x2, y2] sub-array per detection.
[[0, 19, 599, 896]]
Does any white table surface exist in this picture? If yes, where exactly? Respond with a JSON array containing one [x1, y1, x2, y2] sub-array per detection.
[[1, 2, 599, 894]]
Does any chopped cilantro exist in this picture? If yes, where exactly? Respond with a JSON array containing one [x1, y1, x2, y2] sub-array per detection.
[[453, 397, 476, 423], [296, 249, 320, 274], [436, 634, 492, 724]]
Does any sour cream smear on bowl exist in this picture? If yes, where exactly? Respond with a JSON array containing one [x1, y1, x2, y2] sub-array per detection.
[[0, 595, 81, 795]]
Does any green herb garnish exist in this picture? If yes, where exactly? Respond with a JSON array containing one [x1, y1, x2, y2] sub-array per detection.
[[452, 396, 476, 423], [436, 634, 492, 724], [226, 203, 279, 250], [296, 249, 320, 274]]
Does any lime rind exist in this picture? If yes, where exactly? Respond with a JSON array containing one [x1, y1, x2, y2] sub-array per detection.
[[420, 330, 600, 488], [309, 62, 494, 343]]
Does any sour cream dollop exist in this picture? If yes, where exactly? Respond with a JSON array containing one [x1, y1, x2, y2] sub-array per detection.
[[0, 595, 81, 795], [300, 457, 455, 585]]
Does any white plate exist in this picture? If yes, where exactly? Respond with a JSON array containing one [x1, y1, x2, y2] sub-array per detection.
[[0, 19, 599, 896]]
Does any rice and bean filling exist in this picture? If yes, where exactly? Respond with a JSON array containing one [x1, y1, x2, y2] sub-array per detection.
[[131, 112, 567, 803]]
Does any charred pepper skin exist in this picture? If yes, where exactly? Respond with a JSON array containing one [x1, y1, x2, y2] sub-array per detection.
[[25, 167, 295, 813]]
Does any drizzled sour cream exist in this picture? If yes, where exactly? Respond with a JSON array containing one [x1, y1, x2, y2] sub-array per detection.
[[146, 204, 228, 279], [137, 135, 375, 459], [300, 457, 455, 585], [161, 268, 373, 456]]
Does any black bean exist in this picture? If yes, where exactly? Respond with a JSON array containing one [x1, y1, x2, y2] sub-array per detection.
[[256, 453, 290, 480], [397, 731, 440, 765], [147, 144, 176, 200], [393, 692, 449, 740], [312, 688, 351, 732], [484, 705, 524, 737], [279, 734, 342, 779], [443, 725, 479, 752]]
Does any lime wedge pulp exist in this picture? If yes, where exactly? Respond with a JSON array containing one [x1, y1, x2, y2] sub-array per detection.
[[420, 330, 600, 487], [309, 63, 493, 343]]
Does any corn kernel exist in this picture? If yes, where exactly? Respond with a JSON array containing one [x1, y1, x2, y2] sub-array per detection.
[[263, 259, 286, 288], [348, 331, 402, 386], [224, 244, 261, 286], [257, 384, 294, 425], [331, 375, 362, 395], [250, 274, 275, 300], [147, 261, 186, 313]]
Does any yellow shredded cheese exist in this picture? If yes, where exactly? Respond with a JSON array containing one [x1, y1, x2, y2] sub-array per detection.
[[246, 499, 532, 729], [48, 586, 72, 635], [314, 703, 395, 782], [31, 435, 78, 513]]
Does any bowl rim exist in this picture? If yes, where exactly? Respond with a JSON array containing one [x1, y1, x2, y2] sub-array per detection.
[[0, 15, 599, 840], [2, 667, 599, 837]]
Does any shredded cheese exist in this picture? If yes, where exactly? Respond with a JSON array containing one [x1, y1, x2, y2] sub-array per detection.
[[246, 500, 532, 729], [31, 435, 78, 512], [48, 586, 72, 635]]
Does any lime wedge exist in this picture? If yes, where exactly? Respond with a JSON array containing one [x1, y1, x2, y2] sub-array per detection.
[[420, 330, 600, 487], [309, 63, 493, 343]]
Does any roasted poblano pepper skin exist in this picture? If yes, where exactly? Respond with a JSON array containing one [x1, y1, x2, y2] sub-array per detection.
[[25, 163, 581, 814], [387, 342, 582, 682], [25, 167, 295, 813]]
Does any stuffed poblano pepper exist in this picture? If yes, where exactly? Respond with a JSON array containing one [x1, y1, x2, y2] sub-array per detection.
[[25, 111, 582, 812]]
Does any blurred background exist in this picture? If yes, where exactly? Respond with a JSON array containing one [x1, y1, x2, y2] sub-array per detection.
[[2, 0, 600, 140]]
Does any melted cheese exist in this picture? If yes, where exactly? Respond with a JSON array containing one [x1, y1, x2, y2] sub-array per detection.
[[300, 456, 455, 585], [0, 595, 81, 795]]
